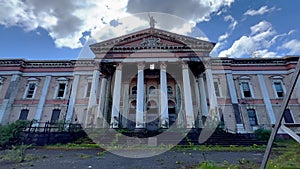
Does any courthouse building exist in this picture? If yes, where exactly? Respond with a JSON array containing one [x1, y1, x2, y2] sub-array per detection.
[[0, 27, 300, 134]]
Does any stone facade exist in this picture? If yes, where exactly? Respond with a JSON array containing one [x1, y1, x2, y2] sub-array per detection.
[[0, 28, 299, 134]]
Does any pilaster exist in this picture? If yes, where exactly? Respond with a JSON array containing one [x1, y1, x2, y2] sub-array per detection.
[[257, 74, 276, 124], [66, 74, 79, 122], [33, 75, 52, 127]]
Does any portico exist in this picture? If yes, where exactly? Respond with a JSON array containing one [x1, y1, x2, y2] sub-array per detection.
[[85, 27, 217, 130]]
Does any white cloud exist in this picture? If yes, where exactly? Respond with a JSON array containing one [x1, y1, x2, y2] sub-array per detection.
[[224, 15, 237, 31], [211, 15, 237, 57], [281, 39, 300, 55], [252, 50, 280, 58], [126, 0, 235, 23], [288, 30, 296, 35], [244, 5, 276, 16], [218, 21, 277, 58], [218, 33, 229, 42], [0, 0, 235, 49], [250, 21, 272, 35]]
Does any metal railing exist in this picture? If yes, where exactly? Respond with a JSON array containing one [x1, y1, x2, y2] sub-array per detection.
[[25, 121, 83, 133]]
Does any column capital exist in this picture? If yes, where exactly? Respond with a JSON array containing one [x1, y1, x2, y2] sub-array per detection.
[[93, 61, 101, 70], [203, 57, 212, 69], [181, 62, 189, 69], [137, 62, 145, 70], [116, 63, 123, 70], [160, 62, 167, 69]]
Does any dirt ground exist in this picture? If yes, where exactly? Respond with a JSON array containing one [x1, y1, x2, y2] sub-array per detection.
[[0, 148, 264, 169]]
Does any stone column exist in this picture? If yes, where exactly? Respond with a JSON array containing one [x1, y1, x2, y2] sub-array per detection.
[[226, 73, 245, 133], [110, 64, 123, 128], [95, 75, 107, 128], [194, 78, 201, 127], [0, 74, 21, 125], [66, 74, 79, 122], [258, 74, 276, 124], [175, 83, 184, 128], [122, 82, 130, 128], [86, 69, 100, 127], [160, 62, 169, 128], [198, 75, 208, 117], [103, 76, 111, 128], [205, 68, 219, 121], [33, 75, 51, 127], [136, 63, 145, 129], [182, 63, 195, 128]]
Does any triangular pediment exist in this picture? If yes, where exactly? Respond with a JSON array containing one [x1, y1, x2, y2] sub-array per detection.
[[90, 28, 215, 55]]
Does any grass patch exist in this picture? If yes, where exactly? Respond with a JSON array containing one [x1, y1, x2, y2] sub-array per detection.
[[171, 144, 266, 152], [266, 139, 300, 169], [190, 139, 300, 169], [40, 143, 101, 150], [77, 153, 92, 159]]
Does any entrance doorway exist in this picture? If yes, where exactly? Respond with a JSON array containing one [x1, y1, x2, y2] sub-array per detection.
[[146, 100, 159, 131], [168, 100, 177, 127]]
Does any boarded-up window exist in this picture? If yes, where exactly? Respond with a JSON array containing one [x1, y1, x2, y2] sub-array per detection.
[[283, 109, 294, 123], [50, 109, 61, 124], [19, 109, 29, 120]]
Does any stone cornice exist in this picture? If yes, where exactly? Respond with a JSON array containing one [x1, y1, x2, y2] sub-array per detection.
[[211, 56, 300, 66], [0, 56, 298, 69]]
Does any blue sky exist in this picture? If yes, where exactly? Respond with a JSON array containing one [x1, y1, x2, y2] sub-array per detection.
[[0, 0, 299, 60]]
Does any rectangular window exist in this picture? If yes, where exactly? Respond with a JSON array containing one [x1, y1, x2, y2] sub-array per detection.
[[50, 109, 61, 124], [247, 109, 258, 126], [241, 82, 252, 98], [19, 109, 29, 120], [86, 82, 92, 97], [283, 109, 294, 123], [26, 83, 36, 99], [57, 83, 66, 98], [214, 81, 220, 97], [274, 82, 284, 97]]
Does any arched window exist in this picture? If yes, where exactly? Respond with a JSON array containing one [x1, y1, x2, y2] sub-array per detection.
[[147, 100, 157, 108], [149, 86, 156, 95], [167, 86, 173, 95], [130, 100, 136, 108], [131, 86, 137, 95], [168, 100, 175, 108]]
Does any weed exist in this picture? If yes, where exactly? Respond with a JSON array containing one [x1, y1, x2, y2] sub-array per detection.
[[78, 153, 92, 159], [2, 144, 31, 162], [97, 151, 106, 156]]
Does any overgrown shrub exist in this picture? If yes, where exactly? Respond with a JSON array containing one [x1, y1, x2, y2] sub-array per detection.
[[0, 120, 31, 149], [3, 144, 32, 162], [254, 128, 271, 140]]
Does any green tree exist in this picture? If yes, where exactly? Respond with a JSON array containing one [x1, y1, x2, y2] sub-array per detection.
[[0, 120, 31, 148]]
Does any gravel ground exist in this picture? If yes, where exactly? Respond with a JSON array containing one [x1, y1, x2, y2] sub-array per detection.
[[0, 149, 264, 169]]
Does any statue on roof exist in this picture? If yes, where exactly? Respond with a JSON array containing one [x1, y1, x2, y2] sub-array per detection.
[[148, 13, 156, 28]]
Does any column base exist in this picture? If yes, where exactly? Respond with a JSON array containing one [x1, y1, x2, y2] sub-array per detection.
[[236, 124, 246, 133], [160, 118, 169, 128]]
